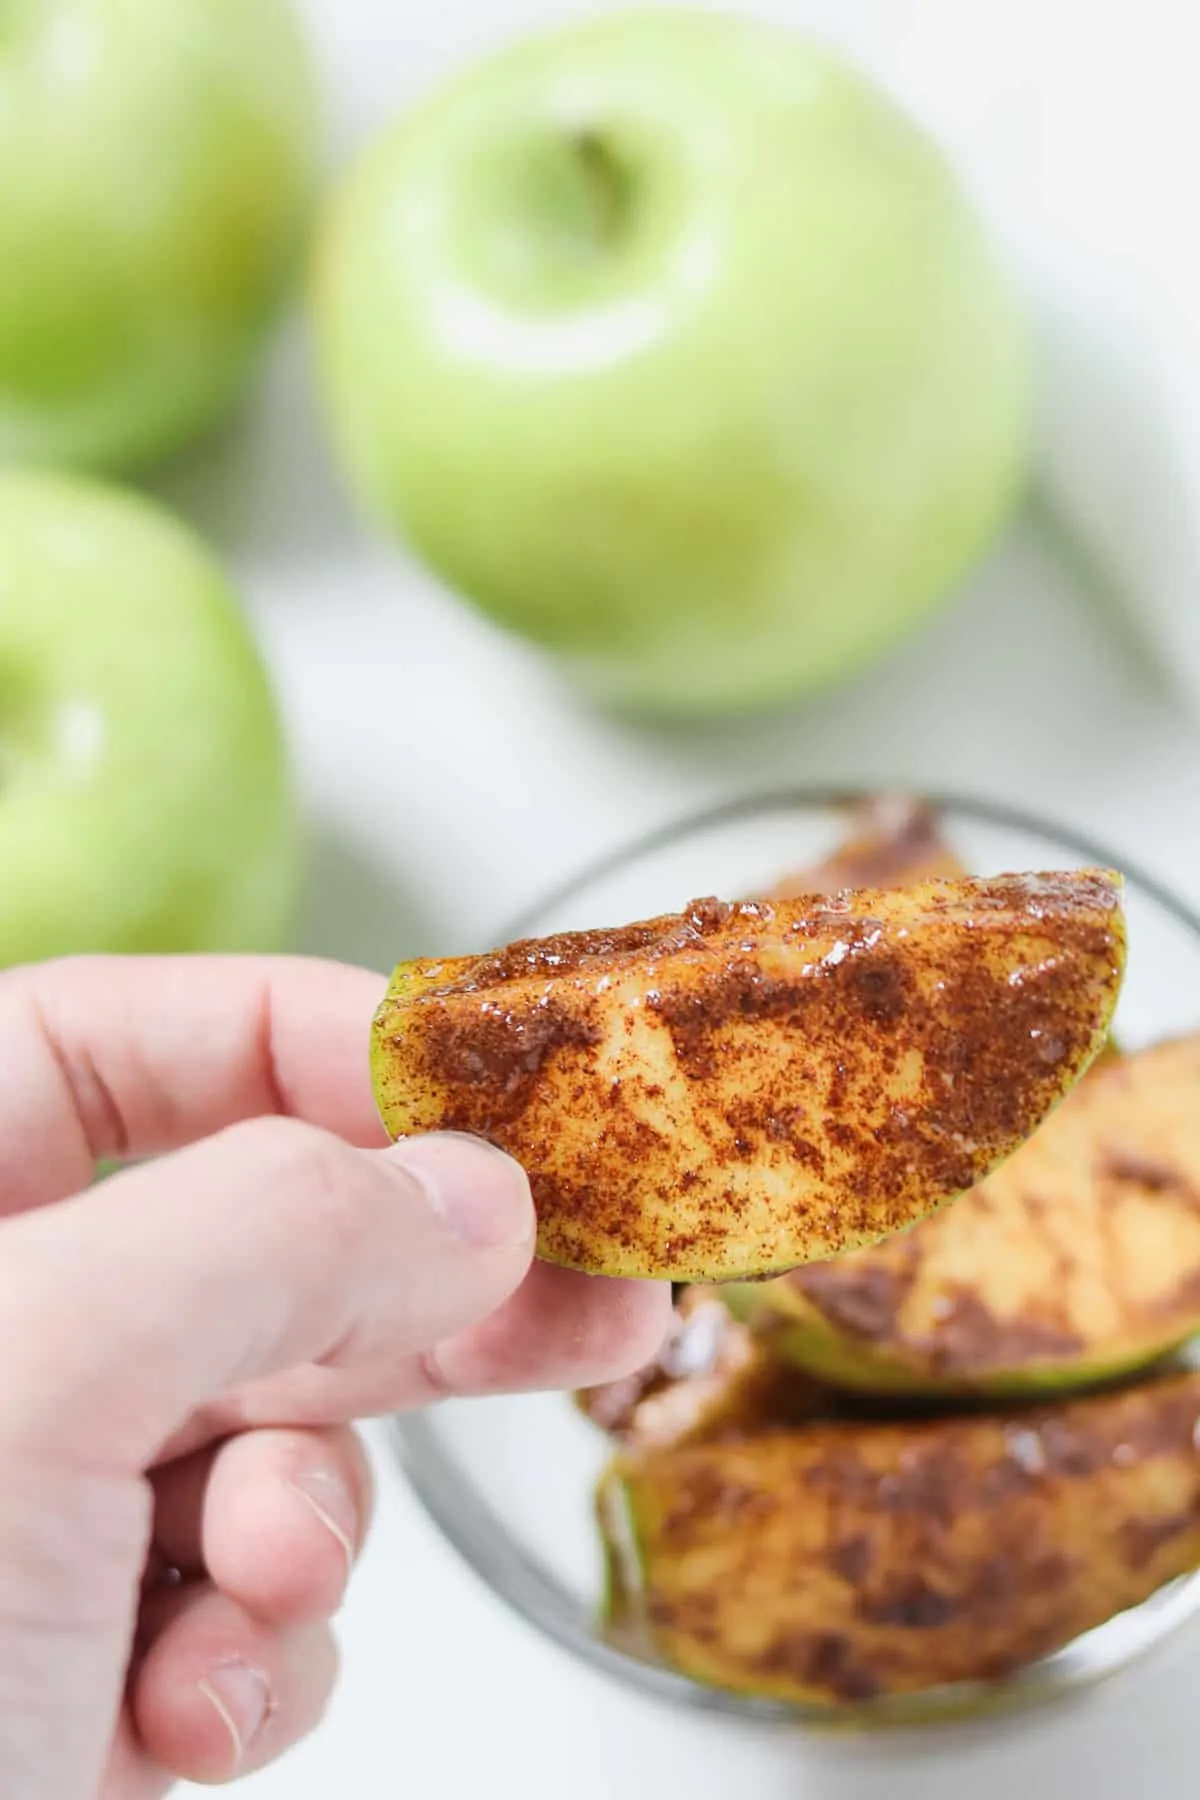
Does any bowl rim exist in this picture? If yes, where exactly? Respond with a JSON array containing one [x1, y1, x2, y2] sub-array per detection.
[[390, 783, 1200, 1727], [495, 783, 1200, 943]]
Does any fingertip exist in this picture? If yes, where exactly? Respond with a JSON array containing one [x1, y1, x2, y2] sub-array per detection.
[[386, 1132, 535, 1252], [133, 1589, 337, 1784], [285, 1471, 355, 1586], [200, 1428, 371, 1625], [196, 1660, 272, 1778]]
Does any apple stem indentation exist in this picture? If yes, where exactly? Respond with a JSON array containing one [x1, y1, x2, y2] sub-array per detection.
[[566, 128, 630, 253]]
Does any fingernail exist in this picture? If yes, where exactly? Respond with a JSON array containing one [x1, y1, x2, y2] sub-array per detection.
[[199, 1660, 271, 1771], [288, 1468, 357, 1579], [390, 1132, 533, 1249]]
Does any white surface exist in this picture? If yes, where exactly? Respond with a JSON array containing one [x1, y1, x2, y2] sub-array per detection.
[[755, 0, 1200, 719], [160, 2, 1200, 1794]]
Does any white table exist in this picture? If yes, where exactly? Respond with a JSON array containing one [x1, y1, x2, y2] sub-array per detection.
[[168, 2, 1200, 1792]]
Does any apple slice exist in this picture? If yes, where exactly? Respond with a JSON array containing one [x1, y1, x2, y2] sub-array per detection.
[[575, 1286, 826, 1451], [769, 794, 966, 899], [765, 796, 1125, 1083], [599, 1369, 1200, 1703], [371, 871, 1125, 1281]]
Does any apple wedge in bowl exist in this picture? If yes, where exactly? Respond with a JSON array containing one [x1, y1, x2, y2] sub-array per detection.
[[598, 1372, 1200, 1707]]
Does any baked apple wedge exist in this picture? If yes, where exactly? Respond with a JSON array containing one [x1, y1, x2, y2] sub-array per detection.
[[599, 1369, 1200, 1703], [371, 871, 1125, 1281]]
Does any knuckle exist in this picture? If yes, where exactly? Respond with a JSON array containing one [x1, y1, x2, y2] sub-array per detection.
[[415, 1344, 458, 1402]]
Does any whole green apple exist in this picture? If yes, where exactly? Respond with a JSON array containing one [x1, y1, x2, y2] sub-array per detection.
[[315, 9, 1028, 717], [0, 0, 318, 475], [0, 471, 302, 966]]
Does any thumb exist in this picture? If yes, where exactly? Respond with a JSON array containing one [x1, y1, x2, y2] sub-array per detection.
[[0, 1120, 535, 1470]]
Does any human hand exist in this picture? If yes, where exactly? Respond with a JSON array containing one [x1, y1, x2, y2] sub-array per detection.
[[0, 956, 670, 1798]]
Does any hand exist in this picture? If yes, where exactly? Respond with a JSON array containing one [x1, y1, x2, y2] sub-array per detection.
[[0, 956, 669, 1798]]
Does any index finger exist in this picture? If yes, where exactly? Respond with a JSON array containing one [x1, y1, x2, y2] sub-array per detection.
[[0, 955, 389, 1213]]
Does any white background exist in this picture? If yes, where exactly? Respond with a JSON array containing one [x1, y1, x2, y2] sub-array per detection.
[[164, 2, 1200, 1794]]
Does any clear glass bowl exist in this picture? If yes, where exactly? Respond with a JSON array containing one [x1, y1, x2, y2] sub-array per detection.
[[389, 787, 1200, 1727]]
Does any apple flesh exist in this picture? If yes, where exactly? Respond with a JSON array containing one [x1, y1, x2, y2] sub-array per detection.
[[315, 9, 1028, 717], [0, 0, 318, 474], [0, 471, 301, 966]]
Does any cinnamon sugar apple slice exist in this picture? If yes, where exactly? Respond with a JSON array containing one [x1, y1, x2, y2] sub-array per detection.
[[370, 871, 1125, 1281]]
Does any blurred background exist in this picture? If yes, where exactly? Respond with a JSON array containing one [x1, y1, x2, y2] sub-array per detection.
[[2, 1, 1199, 1795], [207, 0, 1196, 980], [5, 0, 1197, 989], [212, 0, 1200, 980]]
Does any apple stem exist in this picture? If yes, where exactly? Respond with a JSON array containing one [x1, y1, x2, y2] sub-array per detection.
[[567, 129, 629, 248]]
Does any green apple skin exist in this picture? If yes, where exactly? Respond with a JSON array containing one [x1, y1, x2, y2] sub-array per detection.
[[315, 10, 1028, 717], [726, 1296, 1189, 1404], [0, 0, 318, 475], [0, 471, 302, 966]]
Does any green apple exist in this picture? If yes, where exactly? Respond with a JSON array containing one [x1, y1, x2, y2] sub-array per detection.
[[0, 0, 318, 474], [315, 9, 1028, 717], [0, 470, 302, 966]]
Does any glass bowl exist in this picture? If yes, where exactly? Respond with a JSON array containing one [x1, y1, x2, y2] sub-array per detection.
[[389, 787, 1200, 1727]]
